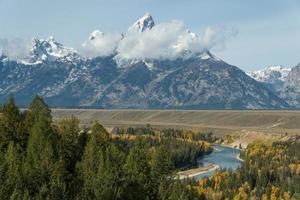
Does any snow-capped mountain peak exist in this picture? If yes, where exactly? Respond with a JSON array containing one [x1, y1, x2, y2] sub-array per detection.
[[249, 65, 291, 83], [21, 36, 79, 64], [186, 29, 198, 39], [0, 13, 293, 109], [128, 13, 155, 32], [247, 65, 291, 95], [196, 50, 221, 61], [88, 30, 105, 40]]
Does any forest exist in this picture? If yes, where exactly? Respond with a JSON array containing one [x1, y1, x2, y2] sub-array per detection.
[[0, 96, 210, 199], [0, 96, 299, 200], [112, 127, 216, 143]]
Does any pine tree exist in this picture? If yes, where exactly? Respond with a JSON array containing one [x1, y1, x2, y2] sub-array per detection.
[[56, 116, 83, 199], [0, 97, 26, 152], [24, 112, 57, 196], [0, 143, 24, 199], [80, 122, 110, 199], [80, 122, 127, 199], [151, 145, 173, 179], [58, 116, 80, 171], [24, 95, 51, 133], [49, 160, 68, 200], [168, 180, 197, 200], [29, 96, 51, 120], [123, 140, 152, 199], [151, 145, 173, 200], [93, 144, 125, 200]]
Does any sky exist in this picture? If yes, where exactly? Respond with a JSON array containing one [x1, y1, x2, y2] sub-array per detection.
[[0, 0, 300, 71]]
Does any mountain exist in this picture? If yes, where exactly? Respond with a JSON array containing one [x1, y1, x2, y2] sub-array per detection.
[[0, 14, 290, 109], [128, 13, 155, 32], [280, 63, 300, 108], [21, 36, 81, 65], [248, 65, 291, 94]]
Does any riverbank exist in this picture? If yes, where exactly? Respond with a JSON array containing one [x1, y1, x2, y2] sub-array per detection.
[[176, 164, 219, 179], [176, 144, 242, 180], [213, 143, 242, 149], [236, 153, 244, 162]]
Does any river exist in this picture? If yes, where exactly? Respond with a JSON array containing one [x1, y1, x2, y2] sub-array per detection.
[[193, 144, 242, 180]]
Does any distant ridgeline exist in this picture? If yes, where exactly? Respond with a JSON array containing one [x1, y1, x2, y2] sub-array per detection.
[[0, 96, 299, 199], [0, 13, 292, 109]]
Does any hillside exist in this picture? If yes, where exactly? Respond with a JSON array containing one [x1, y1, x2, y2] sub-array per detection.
[[281, 63, 300, 107], [248, 65, 291, 94]]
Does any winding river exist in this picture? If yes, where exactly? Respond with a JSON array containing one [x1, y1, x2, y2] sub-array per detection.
[[193, 144, 242, 180]]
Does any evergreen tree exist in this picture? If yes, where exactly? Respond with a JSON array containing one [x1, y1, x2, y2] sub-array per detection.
[[24, 95, 51, 133], [93, 144, 126, 200], [151, 145, 173, 179], [29, 96, 51, 120], [151, 145, 173, 199], [123, 140, 152, 199], [0, 143, 25, 199], [24, 112, 57, 196], [57, 116, 81, 171], [168, 180, 198, 200], [80, 122, 111, 199], [48, 160, 68, 200], [80, 122, 127, 200], [56, 116, 83, 199], [0, 97, 26, 151]]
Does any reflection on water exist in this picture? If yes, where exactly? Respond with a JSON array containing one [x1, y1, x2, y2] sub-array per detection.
[[194, 144, 242, 180]]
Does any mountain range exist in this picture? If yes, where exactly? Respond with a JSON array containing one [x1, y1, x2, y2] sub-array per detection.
[[247, 65, 291, 95], [0, 13, 298, 109]]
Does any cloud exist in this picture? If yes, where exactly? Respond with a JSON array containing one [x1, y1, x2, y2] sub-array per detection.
[[117, 21, 197, 60], [80, 30, 122, 57], [1, 20, 237, 62], [0, 38, 31, 60], [201, 26, 238, 52], [82, 21, 237, 60]]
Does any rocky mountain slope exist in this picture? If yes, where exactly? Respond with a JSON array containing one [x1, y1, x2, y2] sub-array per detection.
[[0, 14, 290, 109], [248, 65, 291, 95], [280, 63, 300, 108]]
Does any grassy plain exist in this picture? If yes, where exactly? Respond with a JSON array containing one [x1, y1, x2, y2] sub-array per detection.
[[52, 109, 300, 136]]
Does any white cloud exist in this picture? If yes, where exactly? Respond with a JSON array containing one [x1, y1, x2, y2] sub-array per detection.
[[201, 26, 238, 52], [0, 38, 31, 60], [117, 21, 201, 60], [80, 30, 121, 57], [82, 21, 237, 61], [1, 20, 237, 62]]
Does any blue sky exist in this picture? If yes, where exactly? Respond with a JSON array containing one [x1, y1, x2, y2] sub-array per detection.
[[0, 0, 299, 70]]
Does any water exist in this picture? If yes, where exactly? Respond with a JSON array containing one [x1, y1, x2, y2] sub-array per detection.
[[194, 144, 242, 180]]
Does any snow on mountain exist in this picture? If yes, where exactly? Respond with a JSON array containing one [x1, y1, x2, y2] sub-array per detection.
[[128, 13, 155, 32], [81, 30, 122, 58], [248, 65, 291, 94], [88, 30, 104, 41], [0, 14, 291, 109], [20, 36, 80, 65], [119, 13, 213, 62], [98, 57, 288, 109], [248, 65, 291, 83]]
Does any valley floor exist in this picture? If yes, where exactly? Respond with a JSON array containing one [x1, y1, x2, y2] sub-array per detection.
[[52, 109, 300, 136]]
